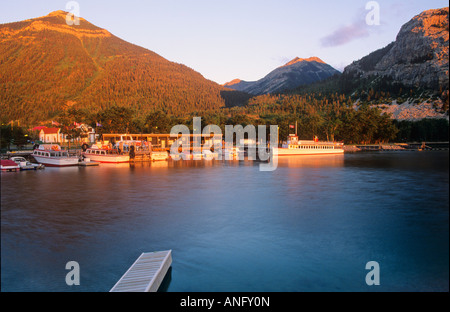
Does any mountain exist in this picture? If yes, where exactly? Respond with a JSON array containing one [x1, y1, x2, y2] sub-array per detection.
[[342, 7, 449, 91], [224, 57, 341, 95], [0, 11, 227, 124]]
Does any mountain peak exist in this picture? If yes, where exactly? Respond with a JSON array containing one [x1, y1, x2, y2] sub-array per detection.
[[226, 57, 340, 95], [283, 56, 325, 67], [343, 6, 448, 90], [0, 10, 228, 123], [1, 10, 111, 39], [223, 79, 242, 87], [48, 10, 69, 17]]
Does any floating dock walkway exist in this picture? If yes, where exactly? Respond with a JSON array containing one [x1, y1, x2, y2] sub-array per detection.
[[78, 161, 100, 166], [110, 250, 172, 292]]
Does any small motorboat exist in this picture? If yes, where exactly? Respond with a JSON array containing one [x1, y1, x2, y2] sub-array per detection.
[[1, 159, 20, 172], [10, 156, 45, 170]]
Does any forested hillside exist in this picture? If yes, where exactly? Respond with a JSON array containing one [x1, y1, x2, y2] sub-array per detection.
[[0, 11, 227, 124]]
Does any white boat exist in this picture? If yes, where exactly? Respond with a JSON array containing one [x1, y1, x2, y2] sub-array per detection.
[[192, 152, 203, 160], [170, 153, 182, 161], [32, 144, 80, 167], [202, 150, 219, 160], [1, 159, 20, 172], [181, 151, 193, 160], [10, 156, 45, 170], [150, 151, 169, 161], [82, 145, 129, 163], [278, 135, 344, 156]]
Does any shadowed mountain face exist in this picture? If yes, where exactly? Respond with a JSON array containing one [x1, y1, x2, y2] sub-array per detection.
[[0, 11, 227, 123], [343, 7, 449, 91], [224, 57, 341, 95]]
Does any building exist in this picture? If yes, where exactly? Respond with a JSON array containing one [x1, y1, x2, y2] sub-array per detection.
[[39, 127, 66, 143]]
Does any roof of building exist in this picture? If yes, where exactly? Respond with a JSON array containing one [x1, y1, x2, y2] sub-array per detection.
[[32, 126, 47, 131], [40, 127, 60, 134]]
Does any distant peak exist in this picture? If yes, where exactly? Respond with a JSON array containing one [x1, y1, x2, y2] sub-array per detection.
[[49, 10, 68, 15], [283, 57, 326, 67], [223, 79, 242, 86], [48, 10, 70, 17]]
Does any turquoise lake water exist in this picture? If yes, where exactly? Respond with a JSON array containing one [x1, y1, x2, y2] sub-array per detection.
[[1, 151, 448, 291]]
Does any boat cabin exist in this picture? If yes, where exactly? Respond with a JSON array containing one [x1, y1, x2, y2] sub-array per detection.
[[33, 150, 70, 157], [33, 144, 70, 157], [86, 148, 121, 155]]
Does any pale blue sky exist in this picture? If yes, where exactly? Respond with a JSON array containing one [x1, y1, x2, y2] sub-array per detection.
[[1, 0, 448, 84]]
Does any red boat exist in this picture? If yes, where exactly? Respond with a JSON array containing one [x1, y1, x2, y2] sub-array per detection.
[[1, 159, 20, 172]]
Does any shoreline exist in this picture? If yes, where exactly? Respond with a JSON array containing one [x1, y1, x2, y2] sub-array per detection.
[[1, 142, 449, 159], [343, 142, 449, 152]]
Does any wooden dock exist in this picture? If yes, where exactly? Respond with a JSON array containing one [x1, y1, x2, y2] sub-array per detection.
[[78, 161, 100, 166], [110, 250, 172, 292]]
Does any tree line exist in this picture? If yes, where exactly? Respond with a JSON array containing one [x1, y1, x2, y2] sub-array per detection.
[[3, 89, 448, 149]]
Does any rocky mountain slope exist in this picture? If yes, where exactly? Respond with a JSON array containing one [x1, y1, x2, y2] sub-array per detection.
[[224, 57, 341, 95], [343, 7, 449, 91]]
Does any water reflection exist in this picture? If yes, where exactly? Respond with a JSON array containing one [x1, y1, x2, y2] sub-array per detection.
[[277, 154, 345, 168]]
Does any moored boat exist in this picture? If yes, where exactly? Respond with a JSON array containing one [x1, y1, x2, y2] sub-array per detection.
[[278, 135, 344, 156], [32, 144, 80, 167], [1, 159, 20, 172], [222, 147, 243, 160], [82, 145, 129, 163], [181, 151, 193, 160], [10, 156, 45, 170], [150, 151, 169, 161], [202, 150, 219, 160]]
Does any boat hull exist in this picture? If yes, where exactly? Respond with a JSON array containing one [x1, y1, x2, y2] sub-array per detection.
[[82, 154, 129, 163], [150, 151, 169, 161], [276, 148, 344, 156], [1, 167, 20, 172], [32, 155, 79, 167]]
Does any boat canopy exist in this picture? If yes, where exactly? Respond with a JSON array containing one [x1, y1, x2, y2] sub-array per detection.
[[38, 144, 61, 151]]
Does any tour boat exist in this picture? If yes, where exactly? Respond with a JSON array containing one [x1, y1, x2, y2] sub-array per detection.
[[1, 159, 20, 172], [10, 156, 45, 170], [277, 135, 344, 156], [82, 145, 129, 163], [32, 144, 80, 167]]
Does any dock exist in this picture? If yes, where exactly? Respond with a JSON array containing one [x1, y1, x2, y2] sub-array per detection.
[[110, 250, 172, 292], [78, 161, 100, 166]]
